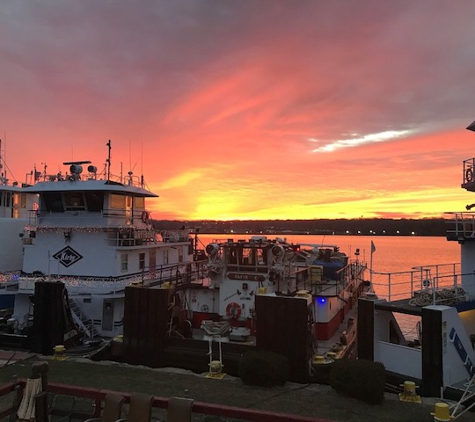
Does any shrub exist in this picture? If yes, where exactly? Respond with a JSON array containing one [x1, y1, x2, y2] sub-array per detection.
[[239, 351, 289, 387], [330, 359, 385, 405]]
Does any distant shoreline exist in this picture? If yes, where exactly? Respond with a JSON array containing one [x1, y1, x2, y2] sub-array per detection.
[[153, 218, 448, 237]]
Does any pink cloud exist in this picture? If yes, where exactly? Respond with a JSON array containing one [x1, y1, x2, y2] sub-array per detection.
[[1, 2, 475, 219]]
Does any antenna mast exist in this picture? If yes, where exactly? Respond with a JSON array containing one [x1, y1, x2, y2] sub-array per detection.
[[141, 140, 144, 187], [106, 139, 111, 180], [0, 139, 4, 181]]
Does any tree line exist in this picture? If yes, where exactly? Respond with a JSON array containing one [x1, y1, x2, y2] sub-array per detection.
[[154, 218, 448, 237]]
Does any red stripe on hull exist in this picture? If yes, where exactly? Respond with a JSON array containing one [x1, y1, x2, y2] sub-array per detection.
[[314, 287, 362, 340]]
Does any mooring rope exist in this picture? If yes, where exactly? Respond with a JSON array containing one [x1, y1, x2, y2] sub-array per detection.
[[408, 287, 466, 307]]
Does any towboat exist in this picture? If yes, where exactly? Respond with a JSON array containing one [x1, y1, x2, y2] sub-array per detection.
[[0, 140, 37, 316], [119, 235, 369, 381], [190, 238, 367, 353], [358, 154, 475, 408], [1, 141, 205, 351]]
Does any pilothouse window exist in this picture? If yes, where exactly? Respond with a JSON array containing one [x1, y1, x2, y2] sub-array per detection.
[[85, 192, 104, 212], [2, 192, 11, 207], [43, 192, 64, 212], [110, 194, 126, 209], [240, 247, 255, 265], [134, 197, 145, 209], [63, 192, 86, 210]]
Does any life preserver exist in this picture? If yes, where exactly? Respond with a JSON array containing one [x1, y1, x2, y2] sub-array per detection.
[[226, 302, 241, 319], [141, 211, 150, 223], [466, 168, 474, 183]]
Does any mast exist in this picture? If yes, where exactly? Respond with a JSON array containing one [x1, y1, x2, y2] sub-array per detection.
[[106, 139, 111, 181], [0, 139, 3, 180], [0, 139, 6, 184]]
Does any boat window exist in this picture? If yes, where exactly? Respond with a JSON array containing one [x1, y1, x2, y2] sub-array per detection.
[[110, 194, 126, 209], [228, 247, 238, 264], [256, 248, 267, 265], [240, 247, 255, 265], [3, 192, 11, 207], [20, 193, 27, 208], [121, 254, 128, 271], [63, 192, 86, 210], [139, 253, 145, 270], [43, 192, 64, 212], [134, 196, 145, 209], [85, 192, 104, 212]]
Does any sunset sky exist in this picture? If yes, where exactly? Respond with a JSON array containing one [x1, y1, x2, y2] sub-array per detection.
[[2, 1, 475, 221]]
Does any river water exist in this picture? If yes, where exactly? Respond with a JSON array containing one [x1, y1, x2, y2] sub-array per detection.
[[196, 234, 461, 339]]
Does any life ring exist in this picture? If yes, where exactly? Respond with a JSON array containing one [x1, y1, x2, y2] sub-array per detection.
[[141, 211, 150, 223], [226, 302, 241, 319], [466, 168, 474, 183]]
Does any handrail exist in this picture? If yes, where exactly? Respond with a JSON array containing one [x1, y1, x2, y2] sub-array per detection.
[[370, 263, 464, 302], [0, 380, 333, 422]]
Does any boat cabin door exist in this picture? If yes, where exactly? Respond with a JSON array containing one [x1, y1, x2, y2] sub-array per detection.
[[102, 300, 114, 331]]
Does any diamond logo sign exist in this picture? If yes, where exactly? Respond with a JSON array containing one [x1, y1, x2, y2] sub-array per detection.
[[52, 246, 83, 268]]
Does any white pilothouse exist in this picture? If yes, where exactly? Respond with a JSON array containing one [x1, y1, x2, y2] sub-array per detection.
[[6, 142, 199, 340]]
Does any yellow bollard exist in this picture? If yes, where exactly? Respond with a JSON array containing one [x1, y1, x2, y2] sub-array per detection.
[[53, 345, 67, 361], [398, 380, 421, 403], [403, 381, 416, 394], [430, 402, 454, 421], [209, 360, 223, 374], [313, 355, 325, 365]]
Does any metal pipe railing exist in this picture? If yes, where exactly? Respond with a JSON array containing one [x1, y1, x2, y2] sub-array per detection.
[[0, 380, 333, 422]]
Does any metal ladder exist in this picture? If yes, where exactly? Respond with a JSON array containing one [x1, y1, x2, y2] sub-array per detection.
[[68, 298, 100, 340]]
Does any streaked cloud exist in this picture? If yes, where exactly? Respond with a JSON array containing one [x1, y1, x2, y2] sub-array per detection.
[[310, 130, 412, 153]]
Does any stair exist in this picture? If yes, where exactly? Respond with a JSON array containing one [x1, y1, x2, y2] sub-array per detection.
[[68, 298, 100, 340]]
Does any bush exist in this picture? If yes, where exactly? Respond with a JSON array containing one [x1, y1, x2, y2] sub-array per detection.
[[239, 351, 289, 387], [330, 359, 385, 405]]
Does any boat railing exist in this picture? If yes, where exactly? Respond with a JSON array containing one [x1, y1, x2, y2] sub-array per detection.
[[29, 209, 155, 228], [13, 261, 209, 294], [336, 260, 367, 295], [300, 259, 366, 295], [370, 262, 463, 302], [0, 272, 21, 287], [161, 230, 192, 243], [445, 212, 475, 240], [35, 170, 148, 189]]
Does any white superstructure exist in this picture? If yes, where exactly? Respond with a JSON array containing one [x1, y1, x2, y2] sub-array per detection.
[[0, 139, 37, 273], [7, 145, 198, 339]]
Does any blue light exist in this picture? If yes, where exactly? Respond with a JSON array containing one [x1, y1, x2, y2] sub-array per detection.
[[317, 297, 326, 304]]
